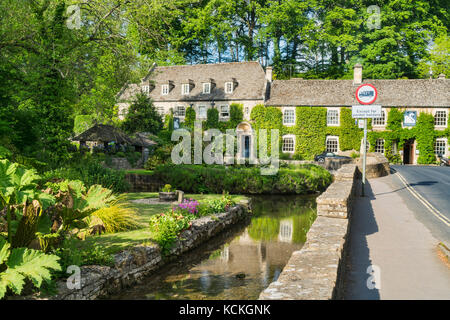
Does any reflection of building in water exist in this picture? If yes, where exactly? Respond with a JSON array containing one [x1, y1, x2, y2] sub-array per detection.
[[192, 226, 302, 285], [278, 219, 293, 243]]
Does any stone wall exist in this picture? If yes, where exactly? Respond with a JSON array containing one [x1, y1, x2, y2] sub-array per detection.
[[125, 173, 162, 192], [259, 164, 359, 300], [24, 203, 250, 300], [355, 153, 390, 178]]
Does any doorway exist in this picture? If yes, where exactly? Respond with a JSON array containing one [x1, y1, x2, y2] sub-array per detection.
[[243, 135, 250, 158], [403, 139, 415, 164]]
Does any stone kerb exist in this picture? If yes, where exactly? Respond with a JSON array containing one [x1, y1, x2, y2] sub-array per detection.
[[23, 203, 250, 300], [259, 164, 358, 300]]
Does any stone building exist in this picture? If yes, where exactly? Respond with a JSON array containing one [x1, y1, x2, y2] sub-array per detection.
[[117, 62, 449, 165], [116, 61, 270, 122]]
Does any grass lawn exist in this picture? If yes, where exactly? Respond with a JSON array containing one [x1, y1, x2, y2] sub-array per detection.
[[80, 192, 247, 255]]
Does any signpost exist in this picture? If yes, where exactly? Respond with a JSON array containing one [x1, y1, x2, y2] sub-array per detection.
[[353, 84, 379, 197]]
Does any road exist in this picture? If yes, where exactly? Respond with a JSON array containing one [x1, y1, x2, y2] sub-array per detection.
[[391, 165, 450, 244]]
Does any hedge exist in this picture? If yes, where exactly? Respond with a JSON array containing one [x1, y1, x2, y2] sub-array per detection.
[[151, 163, 332, 195]]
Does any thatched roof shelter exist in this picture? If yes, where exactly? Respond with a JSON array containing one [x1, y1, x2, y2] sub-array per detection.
[[72, 124, 135, 145], [72, 124, 158, 152]]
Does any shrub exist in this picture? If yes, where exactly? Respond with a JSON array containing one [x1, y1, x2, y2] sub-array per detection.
[[41, 160, 130, 193], [161, 184, 174, 192], [89, 203, 139, 233], [152, 164, 332, 194], [149, 209, 194, 255]]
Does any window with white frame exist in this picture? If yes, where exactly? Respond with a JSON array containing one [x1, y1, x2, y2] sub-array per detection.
[[434, 138, 447, 156], [225, 82, 233, 94], [142, 85, 150, 94], [161, 84, 169, 95], [282, 135, 295, 153], [181, 84, 190, 95], [203, 83, 211, 94], [156, 106, 165, 115], [283, 108, 295, 126], [220, 105, 230, 119], [327, 109, 339, 126], [326, 136, 339, 153], [198, 106, 207, 119], [175, 106, 186, 117], [375, 139, 385, 154], [434, 110, 448, 127], [244, 106, 250, 117], [373, 110, 386, 126]]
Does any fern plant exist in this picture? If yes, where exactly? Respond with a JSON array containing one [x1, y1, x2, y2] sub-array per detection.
[[0, 238, 61, 299]]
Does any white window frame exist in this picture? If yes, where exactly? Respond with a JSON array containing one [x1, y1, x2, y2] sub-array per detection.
[[282, 135, 296, 153], [326, 136, 339, 153], [175, 106, 186, 118], [142, 85, 150, 94], [327, 108, 340, 126], [225, 82, 233, 94], [203, 83, 211, 94], [434, 138, 447, 156], [197, 105, 207, 119], [156, 106, 165, 116], [219, 105, 230, 120], [373, 110, 386, 127], [375, 138, 385, 154], [434, 109, 448, 128], [181, 83, 190, 95], [282, 107, 296, 126], [161, 84, 169, 95]]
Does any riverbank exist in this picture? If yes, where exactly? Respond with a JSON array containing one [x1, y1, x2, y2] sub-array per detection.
[[16, 201, 251, 300]]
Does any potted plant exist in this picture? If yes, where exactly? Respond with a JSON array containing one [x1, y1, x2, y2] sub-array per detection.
[[159, 184, 177, 201]]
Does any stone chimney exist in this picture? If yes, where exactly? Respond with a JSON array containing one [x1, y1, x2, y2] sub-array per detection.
[[438, 73, 446, 80], [353, 63, 363, 85], [265, 66, 273, 83]]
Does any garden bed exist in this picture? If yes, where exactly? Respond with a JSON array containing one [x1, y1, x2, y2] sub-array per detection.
[[21, 201, 251, 300]]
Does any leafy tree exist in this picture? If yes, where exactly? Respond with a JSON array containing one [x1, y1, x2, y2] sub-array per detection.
[[417, 34, 450, 78], [122, 93, 163, 134]]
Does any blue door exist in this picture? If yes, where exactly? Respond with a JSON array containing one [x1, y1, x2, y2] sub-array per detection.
[[243, 136, 250, 158]]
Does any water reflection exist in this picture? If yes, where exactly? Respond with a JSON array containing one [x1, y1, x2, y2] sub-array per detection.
[[110, 195, 316, 300]]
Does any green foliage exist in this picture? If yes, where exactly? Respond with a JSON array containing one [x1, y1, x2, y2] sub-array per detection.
[[292, 107, 327, 160], [161, 184, 174, 192], [152, 164, 332, 194], [206, 108, 219, 130], [149, 210, 194, 255], [122, 93, 163, 135], [41, 159, 130, 193], [0, 238, 61, 299], [47, 180, 116, 233], [184, 106, 196, 129], [415, 113, 436, 164], [0, 159, 55, 243], [73, 115, 95, 135]]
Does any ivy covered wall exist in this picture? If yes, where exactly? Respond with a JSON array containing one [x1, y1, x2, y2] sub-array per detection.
[[164, 103, 449, 164]]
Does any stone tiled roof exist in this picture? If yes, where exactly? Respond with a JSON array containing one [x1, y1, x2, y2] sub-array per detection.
[[117, 61, 267, 103], [266, 78, 450, 107]]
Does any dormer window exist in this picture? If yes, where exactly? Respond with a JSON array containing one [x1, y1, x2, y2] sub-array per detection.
[[161, 84, 169, 95], [203, 83, 211, 94], [225, 82, 233, 94], [182, 83, 190, 95]]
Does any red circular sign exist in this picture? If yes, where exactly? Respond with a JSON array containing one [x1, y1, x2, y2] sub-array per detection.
[[355, 84, 378, 105]]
